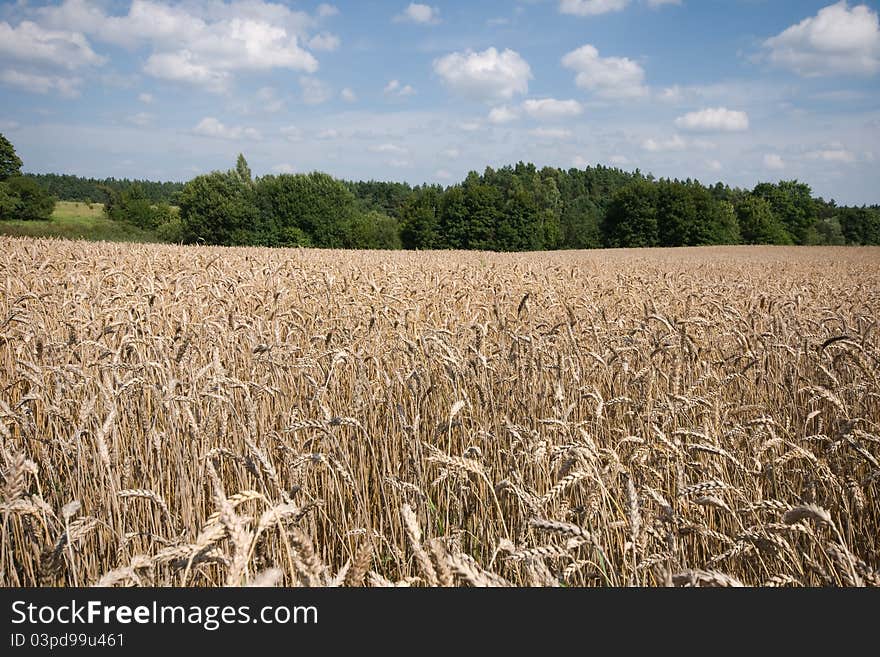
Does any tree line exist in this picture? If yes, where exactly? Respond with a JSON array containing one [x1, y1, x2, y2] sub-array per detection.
[[22, 172, 184, 205], [3, 131, 879, 249]]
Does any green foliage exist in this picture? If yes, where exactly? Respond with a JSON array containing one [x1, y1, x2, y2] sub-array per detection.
[[23, 172, 183, 204], [0, 176, 56, 221], [0, 133, 23, 181], [752, 180, 817, 245], [346, 211, 401, 250], [235, 154, 252, 184], [256, 172, 358, 248], [178, 170, 261, 245], [104, 183, 174, 231], [400, 185, 442, 249], [735, 195, 792, 244], [603, 181, 659, 248]]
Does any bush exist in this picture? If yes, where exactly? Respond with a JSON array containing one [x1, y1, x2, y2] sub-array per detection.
[[347, 211, 402, 249], [0, 176, 55, 221], [178, 171, 262, 245]]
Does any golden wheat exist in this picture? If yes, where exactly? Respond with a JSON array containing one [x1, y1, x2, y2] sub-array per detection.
[[0, 237, 878, 587]]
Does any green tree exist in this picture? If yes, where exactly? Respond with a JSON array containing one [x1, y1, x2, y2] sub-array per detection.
[[256, 173, 358, 248], [0, 176, 55, 220], [235, 153, 252, 184], [603, 181, 659, 248], [0, 133, 23, 181], [400, 185, 442, 249], [346, 211, 402, 249], [752, 181, 817, 244], [734, 195, 791, 244], [178, 170, 261, 245]]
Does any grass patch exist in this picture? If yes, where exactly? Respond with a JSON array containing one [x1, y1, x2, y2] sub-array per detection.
[[0, 201, 160, 243]]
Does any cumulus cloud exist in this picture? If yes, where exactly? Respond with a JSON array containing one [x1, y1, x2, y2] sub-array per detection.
[[384, 79, 416, 97], [300, 76, 332, 105], [138, 92, 154, 104], [308, 32, 340, 51], [37, 0, 320, 92], [764, 154, 785, 170], [642, 134, 687, 152], [763, 1, 880, 77], [316, 4, 339, 19], [559, 0, 629, 17], [341, 87, 357, 102], [192, 117, 260, 140], [434, 47, 532, 101], [488, 105, 519, 124], [394, 4, 441, 25], [522, 98, 583, 120], [0, 69, 82, 97], [561, 44, 648, 99], [674, 107, 749, 132], [806, 147, 857, 163], [144, 51, 230, 93], [0, 20, 105, 70], [272, 163, 296, 173]]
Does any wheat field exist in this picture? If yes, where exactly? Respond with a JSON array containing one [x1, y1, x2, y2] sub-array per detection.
[[1, 236, 878, 587]]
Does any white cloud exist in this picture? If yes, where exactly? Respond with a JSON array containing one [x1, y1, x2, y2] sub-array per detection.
[[559, 0, 629, 17], [127, 112, 154, 126], [642, 134, 687, 151], [572, 155, 590, 168], [384, 79, 416, 97], [807, 148, 857, 163], [280, 126, 302, 142], [300, 76, 332, 105], [341, 87, 357, 102], [395, 4, 441, 25], [256, 86, 284, 113], [562, 44, 648, 99], [370, 143, 408, 155], [435, 169, 453, 180], [763, 2, 880, 77], [308, 32, 340, 52], [138, 92, 154, 104], [522, 98, 583, 120], [609, 154, 630, 166], [0, 69, 81, 97], [658, 85, 683, 102], [488, 105, 520, 124], [316, 128, 339, 139], [192, 117, 260, 140], [764, 153, 785, 170], [0, 20, 105, 70], [434, 47, 532, 101], [706, 159, 723, 172], [37, 0, 320, 92], [674, 107, 749, 132], [647, 0, 681, 7], [272, 163, 296, 174], [144, 51, 230, 93], [317, 4, 339, 18], [530, 127, 572, 140]]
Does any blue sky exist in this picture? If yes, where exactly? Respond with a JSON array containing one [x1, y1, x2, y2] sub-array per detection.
[[0, 0, 878, 204]]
